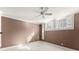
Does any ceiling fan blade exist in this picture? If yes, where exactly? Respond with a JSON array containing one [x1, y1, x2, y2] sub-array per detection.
[[40, 7, 44, 11], [34, 7, 43, 13], [45, 13, 52, 15], [42, 15, 45, 18], [44, 7, 49, 12]]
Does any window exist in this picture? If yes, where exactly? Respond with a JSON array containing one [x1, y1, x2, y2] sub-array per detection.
[[45, 15, 74, 31]]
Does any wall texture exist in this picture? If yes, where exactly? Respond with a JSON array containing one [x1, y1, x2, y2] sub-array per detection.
[[1, 16, 40, 48], [44, 13, 79, 50]]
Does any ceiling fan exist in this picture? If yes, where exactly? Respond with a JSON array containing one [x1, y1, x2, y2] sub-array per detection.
[[35, 7, 52, 18]]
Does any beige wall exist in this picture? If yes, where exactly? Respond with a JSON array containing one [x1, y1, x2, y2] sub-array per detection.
[[1, 16, 40, 48], [44, 13, 79, 50]]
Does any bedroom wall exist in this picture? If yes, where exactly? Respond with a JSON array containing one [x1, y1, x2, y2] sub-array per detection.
[[1, 16, 40, 48], [44, 13, 79, 50]]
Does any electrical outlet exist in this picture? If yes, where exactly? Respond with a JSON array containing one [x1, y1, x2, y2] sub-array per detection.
[[61, 43, 64, 46]]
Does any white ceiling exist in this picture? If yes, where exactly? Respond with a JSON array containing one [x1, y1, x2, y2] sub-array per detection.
[[0, 7, 79, 24]]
